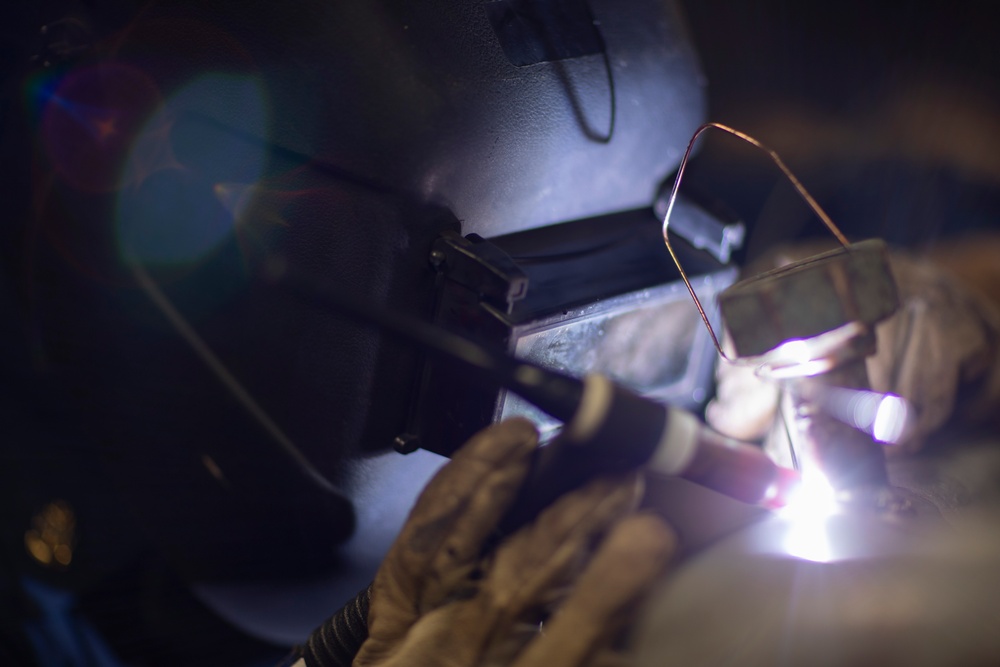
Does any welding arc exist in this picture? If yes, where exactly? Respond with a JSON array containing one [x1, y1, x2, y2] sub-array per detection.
[[660, 122, 851, 362]]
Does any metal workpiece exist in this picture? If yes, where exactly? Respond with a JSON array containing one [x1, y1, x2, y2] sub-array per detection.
[[635, 512, 1000, 667], [635, 439, 1000, 667], [719, 239, 898, 359]]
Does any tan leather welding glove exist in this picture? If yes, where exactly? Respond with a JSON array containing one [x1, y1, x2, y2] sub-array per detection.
[[706, 239, 1000, 455], [354, 418, 676, 667], [866, 249, 1000, 453]]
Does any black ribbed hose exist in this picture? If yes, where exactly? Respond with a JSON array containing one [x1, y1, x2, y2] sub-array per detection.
[[300, 583, 373, 667]]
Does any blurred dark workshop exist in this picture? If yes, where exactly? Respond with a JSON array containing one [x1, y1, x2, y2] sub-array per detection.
[[3, 1, 1000, 666]]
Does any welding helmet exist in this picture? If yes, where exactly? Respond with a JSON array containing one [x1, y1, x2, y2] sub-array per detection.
[[3, 0, 738, 650]]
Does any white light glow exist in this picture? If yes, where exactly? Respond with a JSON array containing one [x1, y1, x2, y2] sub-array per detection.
[[754, 323, 869, 381], [774, 339, 813, 366], [816, 386, 913, 445], [780, 468, 838, 521], [778, 469, 838, 563], [872, 394, 910, 444]]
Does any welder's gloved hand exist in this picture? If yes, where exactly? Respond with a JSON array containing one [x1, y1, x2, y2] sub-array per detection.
[[706, 240, 1000, 455], [354, 417, 676, 667], [703, 337, 781, 443]]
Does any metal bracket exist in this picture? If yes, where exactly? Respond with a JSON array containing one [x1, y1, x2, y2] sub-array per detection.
[[394, 232, 529, 456], [429, 232, 528, 312], [653, 193, 745, 265]]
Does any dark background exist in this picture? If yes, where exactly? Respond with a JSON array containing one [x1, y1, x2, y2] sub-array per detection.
[[2, 1, 1000, 665], [678, 0, 1000, 258]]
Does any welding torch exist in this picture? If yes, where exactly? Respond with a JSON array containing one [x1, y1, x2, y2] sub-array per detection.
[[279, 272, 799, 520]]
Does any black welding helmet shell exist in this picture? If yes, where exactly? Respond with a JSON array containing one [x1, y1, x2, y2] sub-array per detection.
[[10, 0, 706, 617]]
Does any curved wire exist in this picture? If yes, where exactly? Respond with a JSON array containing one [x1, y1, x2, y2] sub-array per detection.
[[660, 122, 851, 361], [128, 259, 345, 496]]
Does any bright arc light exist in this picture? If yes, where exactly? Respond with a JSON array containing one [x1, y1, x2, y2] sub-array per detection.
[[817, 386, 913, 445], [872, 394, 910, 444], [778, 469, 838, 563], [757, 337, 836, 380], [774, 339, 813, 365], [780, 468, 837, 521]]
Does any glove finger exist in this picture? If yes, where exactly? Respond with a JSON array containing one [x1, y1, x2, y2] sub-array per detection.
[[469, 475, 643, 667], [707, 335, 779, 441], [368, 418, 538, 639], [422, 424, 543, 609], [355, 599, 487, 667], [511, 512, 676, 667], [484, 473, 643, 628]]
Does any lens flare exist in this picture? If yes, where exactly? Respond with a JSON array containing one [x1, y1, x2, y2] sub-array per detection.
[[213, 182, 258, 221], [37, 62, 162, 192], [116, 73, 269, 266]]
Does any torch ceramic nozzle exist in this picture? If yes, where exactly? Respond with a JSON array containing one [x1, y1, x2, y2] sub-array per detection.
[[564, 374, 799, 507]]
